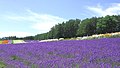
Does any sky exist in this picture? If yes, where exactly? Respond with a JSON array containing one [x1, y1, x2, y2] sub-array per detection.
[[0, 0, 120, 38]]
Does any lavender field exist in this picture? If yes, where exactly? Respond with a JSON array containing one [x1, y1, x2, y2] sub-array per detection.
[[0, 38, 120, 68]]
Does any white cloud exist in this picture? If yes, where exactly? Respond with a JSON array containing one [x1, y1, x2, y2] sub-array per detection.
[[6, 9, 67, 33], [27, 9, 67, 32], [87, 3, 120, 16], [0, 31, 34, 38]]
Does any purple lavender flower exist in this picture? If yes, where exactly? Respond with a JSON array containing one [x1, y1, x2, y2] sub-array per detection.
[[0, 38, 120, 68]]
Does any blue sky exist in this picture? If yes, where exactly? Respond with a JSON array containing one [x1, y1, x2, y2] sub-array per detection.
[[0, 0, 120, 38]]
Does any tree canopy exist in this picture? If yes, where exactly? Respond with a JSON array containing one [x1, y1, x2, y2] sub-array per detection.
[[1, 15, 120, 40]]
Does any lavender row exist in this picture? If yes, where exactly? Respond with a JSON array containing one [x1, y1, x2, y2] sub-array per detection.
[[0, 38, 120, 68]]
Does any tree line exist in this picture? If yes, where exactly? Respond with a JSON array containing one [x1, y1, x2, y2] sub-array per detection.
[[34, 15, 120, 40], [1, 15, 120, 40]]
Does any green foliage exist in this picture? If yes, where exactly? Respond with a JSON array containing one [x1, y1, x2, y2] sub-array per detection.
[[77, 17, 97, 36], [0, 61, 7, 68], [34, 19, 80, 40], [96, 15, 120, 34], [24, 36, 34, 40], [11, 55, 22, 60], [31, 64, 38, 68], [34, 15, 120, 40], [11, 55, 38, 67], [57, 53, 75, 58], [34, 33, 49, 40], [48, 51, 54, 55]]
